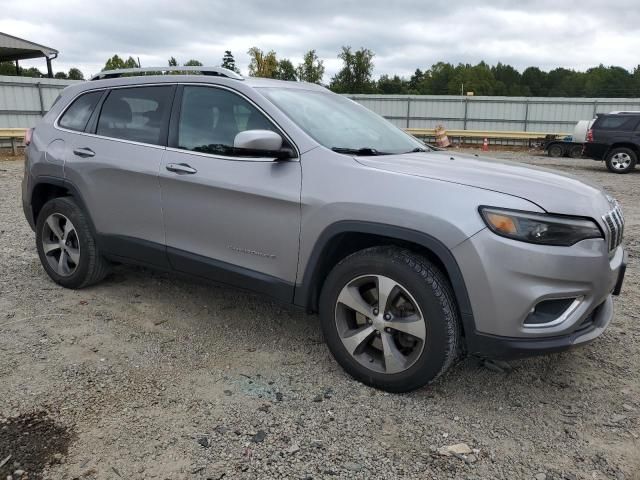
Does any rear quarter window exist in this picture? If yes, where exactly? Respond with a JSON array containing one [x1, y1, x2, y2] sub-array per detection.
[[58, 91, 103, 132], [595, 115, 640, 131]]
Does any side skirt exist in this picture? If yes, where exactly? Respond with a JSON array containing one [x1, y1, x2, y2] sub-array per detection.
[[96, 234, 294, 304]]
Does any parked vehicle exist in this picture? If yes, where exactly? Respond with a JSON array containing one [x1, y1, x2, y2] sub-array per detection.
[[22, 67, 626, 392], [544, 120, 593, 158], [583, 111, 640, 173]]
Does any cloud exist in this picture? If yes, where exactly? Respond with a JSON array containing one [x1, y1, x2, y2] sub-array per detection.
[[1, 0, 638, 80]]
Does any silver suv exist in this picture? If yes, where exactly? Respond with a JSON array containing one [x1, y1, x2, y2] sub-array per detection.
[[22, 66, 626, 392]]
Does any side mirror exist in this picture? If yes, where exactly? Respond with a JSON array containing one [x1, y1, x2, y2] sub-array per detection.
[[234, 130, 283, 151]]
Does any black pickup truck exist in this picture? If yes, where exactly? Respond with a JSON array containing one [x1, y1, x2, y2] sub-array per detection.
[[583, 112, 640, 174]]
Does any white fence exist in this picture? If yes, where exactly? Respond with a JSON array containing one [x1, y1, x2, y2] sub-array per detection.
[[0, 75, 80, 129], [2, 76, 640, 135], [348, 94, 640, 133]]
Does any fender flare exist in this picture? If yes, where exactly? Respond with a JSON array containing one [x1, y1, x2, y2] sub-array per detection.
[[31, 176, 97, 235], [293, 220, 476, 336]]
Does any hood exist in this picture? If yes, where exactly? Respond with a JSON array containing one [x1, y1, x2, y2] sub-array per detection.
[[355, 151, 613, 218]]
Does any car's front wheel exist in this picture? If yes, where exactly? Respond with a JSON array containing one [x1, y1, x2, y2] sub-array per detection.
[[319, 246, 460, 392], [35, 197, 110, 288], [605, 147, 637, 174]]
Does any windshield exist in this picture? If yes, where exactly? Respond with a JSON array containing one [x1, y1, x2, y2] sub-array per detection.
[[258, 87, 427, 155]]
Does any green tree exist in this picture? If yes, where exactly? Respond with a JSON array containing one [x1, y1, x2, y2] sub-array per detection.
[[296, 49, 325, 84], [491, 63, 522, 95], [0, 61, 18, 75], [67, 68, 84, 80], [54, 71, 68, 79], [447, 62, 497, 96], [168, 56, 178, 67], [103, 54, 138, 71], [183, 59, 203, 66], [377, 74, 409, 94], [425, 62, 455, 94], [408, 68, 426, 93], [247, 47, 278, 78], [521, 67, 547, 96], [583, 65, 633, 97], [22, 67, 43, 78], [275, 59, 297, 81], [329, 46, 376, 93], [221, 50, 240, 73]]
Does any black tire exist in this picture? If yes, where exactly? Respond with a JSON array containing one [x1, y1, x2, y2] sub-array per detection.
[[568, 145, 583, 159], [319, 246, 460, 392], [547, 143, 564, 158], [605, 147, 637, 174], [35, 197, 110, 288]]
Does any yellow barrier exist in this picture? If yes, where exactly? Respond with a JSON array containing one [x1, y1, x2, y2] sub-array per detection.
[[0, 128, 26, 155], [406, 128, 569, 141]]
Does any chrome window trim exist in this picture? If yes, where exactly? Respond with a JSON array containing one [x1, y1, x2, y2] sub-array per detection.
[[166, 146, 281, 162], [52, 81, 300, 161]]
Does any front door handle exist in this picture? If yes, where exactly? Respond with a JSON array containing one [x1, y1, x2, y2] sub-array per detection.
[[166, 163, 197, 174], [73, 147, 95, 158]]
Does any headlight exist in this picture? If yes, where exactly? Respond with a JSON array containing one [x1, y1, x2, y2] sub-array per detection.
[[479, 207, 603, 246]]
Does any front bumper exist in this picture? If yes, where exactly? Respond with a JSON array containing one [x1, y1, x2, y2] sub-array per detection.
[[453, 228, 625, 358], [465, 295, 614, 359]]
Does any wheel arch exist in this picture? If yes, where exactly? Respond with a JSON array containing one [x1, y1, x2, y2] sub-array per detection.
[[31, 177, 96, 234], [606, 143, 639, 158], [294, 221, 475, 337]]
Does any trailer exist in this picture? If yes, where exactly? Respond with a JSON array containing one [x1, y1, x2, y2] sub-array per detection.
[[544, 119, 594, 158]]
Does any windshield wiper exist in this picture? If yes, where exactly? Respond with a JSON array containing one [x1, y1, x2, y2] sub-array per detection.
[[404, 147, 429, 153], [331, 147, 390, 156]]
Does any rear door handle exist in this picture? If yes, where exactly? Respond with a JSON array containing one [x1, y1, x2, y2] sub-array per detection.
[[166, 163, 197, 174], [73, 147, 95, 158]]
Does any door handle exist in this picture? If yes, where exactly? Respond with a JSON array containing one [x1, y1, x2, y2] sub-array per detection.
[[73, 147, 95, 158], [166, 163, 197, 174]]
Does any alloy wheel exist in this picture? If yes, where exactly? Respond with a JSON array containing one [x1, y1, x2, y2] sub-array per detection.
[[611, 152, 632, 170], [41, 213, 81, 277], [334, 274, 426, 374]]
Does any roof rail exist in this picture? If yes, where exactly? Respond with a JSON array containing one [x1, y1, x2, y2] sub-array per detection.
[[608, 110, 640, 115], [90, 66, 244, 81]]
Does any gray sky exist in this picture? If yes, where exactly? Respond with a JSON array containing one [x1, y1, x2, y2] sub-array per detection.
[[2, 0, 638, 80]]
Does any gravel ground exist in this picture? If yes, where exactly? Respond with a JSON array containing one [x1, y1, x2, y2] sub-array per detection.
[[0, 149, 638, 480]]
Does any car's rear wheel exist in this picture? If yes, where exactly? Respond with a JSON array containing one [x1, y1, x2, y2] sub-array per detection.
[[605, 147, 637, 174], [36, 197, 110, 288], [319, 246, 460, 392]]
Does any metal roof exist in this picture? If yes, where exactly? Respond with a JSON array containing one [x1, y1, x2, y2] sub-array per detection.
[[0, 32, 58, 61]]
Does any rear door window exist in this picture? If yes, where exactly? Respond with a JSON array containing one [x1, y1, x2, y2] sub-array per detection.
[[96, 86, 174, 146], [58, 91, 103, 132]]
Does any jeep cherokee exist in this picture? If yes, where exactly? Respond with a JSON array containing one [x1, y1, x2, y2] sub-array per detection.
[[22, 66, 626, 392]]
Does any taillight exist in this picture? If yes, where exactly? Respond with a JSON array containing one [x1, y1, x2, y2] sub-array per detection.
[[586, 128, 593, 143], [24, 128, 33, 146]]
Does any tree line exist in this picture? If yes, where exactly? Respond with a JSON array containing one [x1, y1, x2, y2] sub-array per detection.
[[0, 61, 84, 80], [3, 46, 640, 98]]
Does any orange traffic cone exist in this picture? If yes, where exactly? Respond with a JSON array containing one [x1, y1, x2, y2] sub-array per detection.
[[482, 137, 489, 151]]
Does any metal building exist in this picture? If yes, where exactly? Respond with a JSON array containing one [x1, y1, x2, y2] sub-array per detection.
[[0, 32, 58, 78]]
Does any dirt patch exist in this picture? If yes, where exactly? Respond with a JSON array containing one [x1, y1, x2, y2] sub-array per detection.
[[0, 411, 74, 479]]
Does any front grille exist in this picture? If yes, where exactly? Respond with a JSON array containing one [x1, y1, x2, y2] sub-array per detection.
[[602, 203, 624, 251]]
